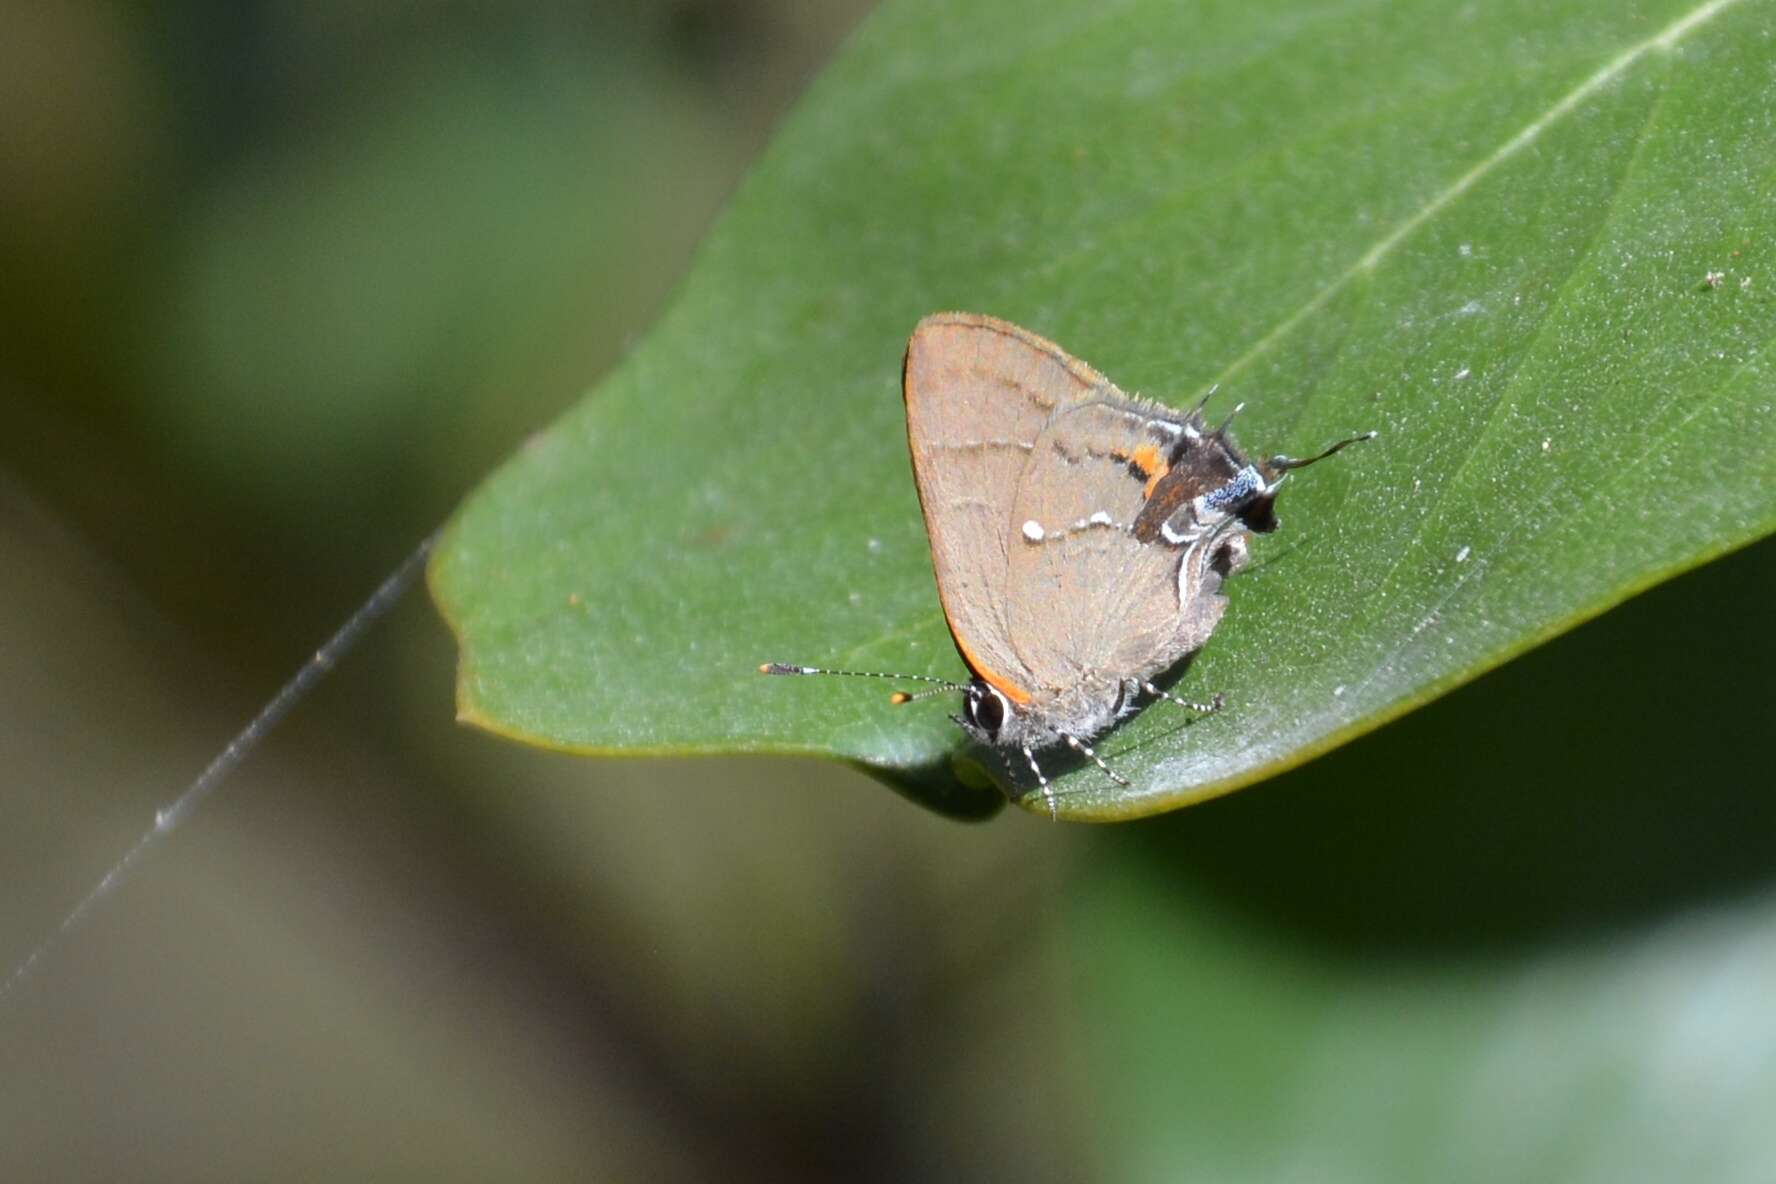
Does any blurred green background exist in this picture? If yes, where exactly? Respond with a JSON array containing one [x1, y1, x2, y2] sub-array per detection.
[[2, 3, 1773, 1180]]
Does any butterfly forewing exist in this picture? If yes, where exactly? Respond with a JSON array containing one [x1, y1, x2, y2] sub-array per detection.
[[902, 313, 1106, 699]]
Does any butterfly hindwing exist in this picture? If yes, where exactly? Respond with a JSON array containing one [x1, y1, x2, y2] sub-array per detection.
[[1005, 394, 1232, 690]]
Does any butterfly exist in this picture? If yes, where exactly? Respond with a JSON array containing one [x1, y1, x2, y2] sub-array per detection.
[[766, 313, 1372, 815]]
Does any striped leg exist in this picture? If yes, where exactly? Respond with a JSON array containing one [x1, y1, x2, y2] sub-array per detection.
[[1021, 744, 1056, 820], [1142, 682, 1224, 717], [1062, 731, 1128, 788]]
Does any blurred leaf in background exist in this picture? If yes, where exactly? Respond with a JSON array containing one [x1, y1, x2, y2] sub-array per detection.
[[1, 1, 1773, 1182]]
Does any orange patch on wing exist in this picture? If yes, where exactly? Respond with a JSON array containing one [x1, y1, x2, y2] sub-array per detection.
[[1129, 442, 1170, 497], [949, 625, 1033, 705]]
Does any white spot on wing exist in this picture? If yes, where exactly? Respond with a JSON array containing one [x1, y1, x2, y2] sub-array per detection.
[[1022, 520, 1045, 542], [1088, 510, 1113, 526]]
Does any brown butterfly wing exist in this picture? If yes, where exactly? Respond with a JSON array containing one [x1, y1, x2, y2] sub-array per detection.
[[1005, 394, 1233, 690], [902, 313, 1108, 703]]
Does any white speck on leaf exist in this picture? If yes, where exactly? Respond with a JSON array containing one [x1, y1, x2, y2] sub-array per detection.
[[1456, 545, 1472, 563]]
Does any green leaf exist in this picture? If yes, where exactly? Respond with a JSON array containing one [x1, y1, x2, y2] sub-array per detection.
[[430, 0, 1776, 820]]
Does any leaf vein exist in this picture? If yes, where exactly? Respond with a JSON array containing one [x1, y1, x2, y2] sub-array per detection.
[[1208, 0, 1748, 392]]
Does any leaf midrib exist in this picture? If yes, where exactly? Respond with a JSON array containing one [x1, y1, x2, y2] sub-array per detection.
[[819, 0, 1741, 704]]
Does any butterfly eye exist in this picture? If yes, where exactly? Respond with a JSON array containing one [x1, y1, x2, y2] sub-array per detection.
[[965, 683, 1006, 735]]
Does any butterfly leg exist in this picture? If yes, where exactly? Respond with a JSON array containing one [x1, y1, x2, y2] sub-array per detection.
[[1062, 731, 1129, 789], [1020, 744, 1056, 820], [1142, 682, 1225, 717]]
